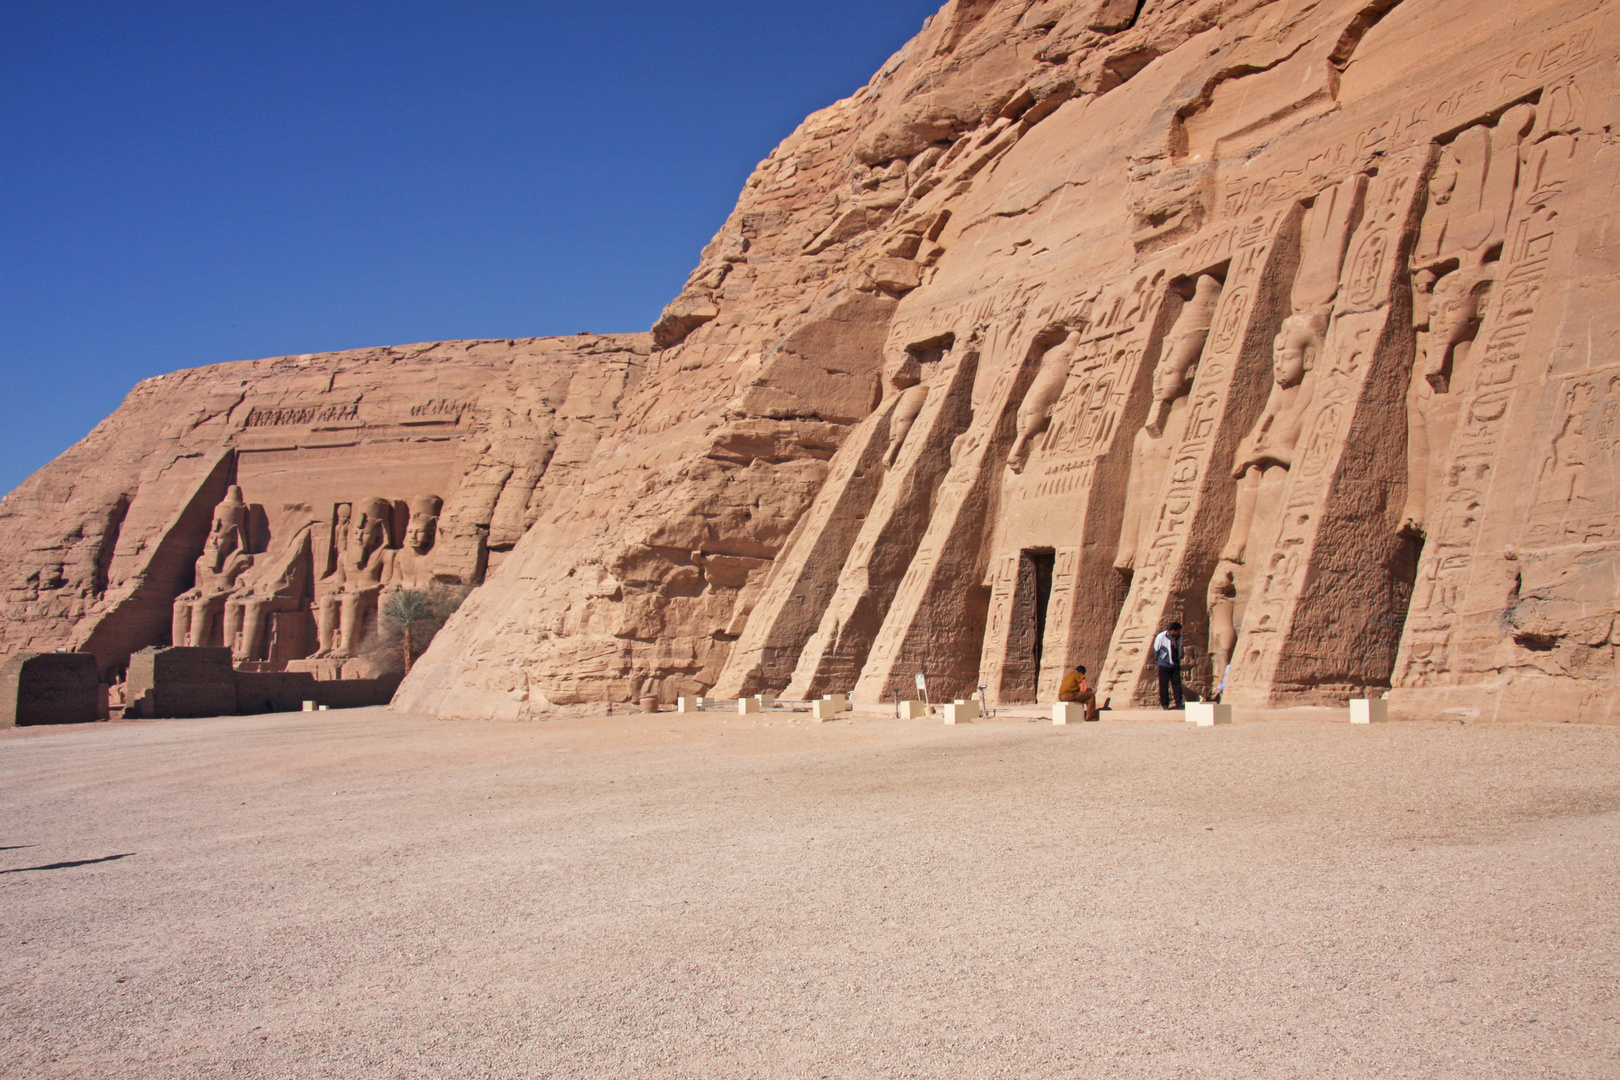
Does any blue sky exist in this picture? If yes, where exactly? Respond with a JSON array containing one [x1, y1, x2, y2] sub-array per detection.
[[0, 1, 944, 493]]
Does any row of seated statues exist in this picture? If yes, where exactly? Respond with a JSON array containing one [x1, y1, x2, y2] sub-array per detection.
[[171, 488, 445, 664]]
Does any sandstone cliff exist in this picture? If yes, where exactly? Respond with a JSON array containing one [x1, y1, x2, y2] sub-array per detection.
[[0, 336, 647, 678], [9, 0, 1620, 723], [398, 0, 1620, 722]]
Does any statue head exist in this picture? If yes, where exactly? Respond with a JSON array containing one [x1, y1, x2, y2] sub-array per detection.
[[404, 495, 443, 555], [1153, 274, 1221, 402], [1422, 270, 1485, 392], [207, 486, 249, 552], [353, 497, 392, 557], [1272, 311, 1327, 388]]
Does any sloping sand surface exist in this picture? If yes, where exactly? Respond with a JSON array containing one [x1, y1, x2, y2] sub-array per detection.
[[2, 708, 1617, 1078]]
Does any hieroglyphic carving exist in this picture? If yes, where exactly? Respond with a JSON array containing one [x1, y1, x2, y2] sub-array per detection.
[[783, 341, 978, 698], [1221, 148, 1430, 701], [977, 270, 1172, 701], [1115, 274, 1223, 575], [1395, 102, 1591, 685], [1098, 208, 1295, 705], [1207, 175, 1365, 686], [853, 301, 1050, 701], [709, 398, 896, 697]]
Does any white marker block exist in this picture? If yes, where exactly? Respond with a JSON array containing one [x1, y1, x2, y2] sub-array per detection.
[[943, 702, 975, 724], [812, 698, 843, 720], [953, 698, 980, 719], [301, 700, 315, 712], [318, 705, 329, 712], [900, 699, 928, 719], [754, 693, 775, 709], [738, 697, 760, 715], [1188, 702, 1231, 726], [677, 696, 702, 714], [1350, 698, 1389, 724], [821, 692, 849, 713], [1053, 702, 1087, 725]]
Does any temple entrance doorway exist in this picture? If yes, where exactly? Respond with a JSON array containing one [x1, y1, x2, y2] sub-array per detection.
[[1001, 548, 1055, 702]]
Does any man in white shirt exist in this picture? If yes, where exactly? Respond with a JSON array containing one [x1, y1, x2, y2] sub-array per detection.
[[1152, 622, 1184, 710]]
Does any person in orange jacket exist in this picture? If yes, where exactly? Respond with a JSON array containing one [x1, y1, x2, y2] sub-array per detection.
[[1058, 665, 1101, 722]]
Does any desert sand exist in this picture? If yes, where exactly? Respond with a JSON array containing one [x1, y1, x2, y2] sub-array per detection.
[[2, 707, 1617, 1078]]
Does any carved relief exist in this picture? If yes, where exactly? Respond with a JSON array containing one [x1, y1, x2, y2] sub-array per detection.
[[1206, 177, 1364, 685], [171, 486, 254, 649], [1115, 274, 1222, 575]]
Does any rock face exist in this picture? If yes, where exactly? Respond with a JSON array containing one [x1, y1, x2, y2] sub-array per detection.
[[0, 336, 648, 682], [9, 0, 1620, 722]]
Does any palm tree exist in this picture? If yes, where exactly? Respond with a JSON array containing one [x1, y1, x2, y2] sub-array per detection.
[[380, 589, 434, 675]]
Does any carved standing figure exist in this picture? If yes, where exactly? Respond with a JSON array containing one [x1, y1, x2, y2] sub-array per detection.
[[312, 497, 393, 659], [1007, 330, 1081, 473], [1208, 177, 1363, 680], [171, 486, 253, 648], [1402, 104, 1535, 535], [1114, 274, 1222, 572]]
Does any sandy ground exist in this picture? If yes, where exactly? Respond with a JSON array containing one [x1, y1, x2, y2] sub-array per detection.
[[1, 706, 1617, 1079]]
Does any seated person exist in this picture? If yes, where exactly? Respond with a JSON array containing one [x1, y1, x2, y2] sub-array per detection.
[[1057, 664, 1101, 722]]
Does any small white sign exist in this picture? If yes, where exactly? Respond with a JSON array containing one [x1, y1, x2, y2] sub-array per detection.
[[914, 673, 927, 691]]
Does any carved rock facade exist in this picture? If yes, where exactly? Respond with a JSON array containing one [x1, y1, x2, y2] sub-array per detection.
[[8, 0, 1620, 722], [0, 336, 647, 682]]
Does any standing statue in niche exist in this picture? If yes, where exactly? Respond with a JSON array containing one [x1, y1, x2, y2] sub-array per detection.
[[1402, 103, 1536, 535], [1208, 176, 1363, 681], [171, 485, 254, 648], [1114, 274, 1222, 572], [385, 495, 444, 592], [1007, 330, 1081, 473], [312, 497, 393, 659], [223, 506, 318, 663]]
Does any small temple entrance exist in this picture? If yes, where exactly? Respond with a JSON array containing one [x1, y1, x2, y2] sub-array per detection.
[[998, 548, 1055, 702]]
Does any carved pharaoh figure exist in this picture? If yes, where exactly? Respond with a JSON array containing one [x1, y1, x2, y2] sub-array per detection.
[[171, 485, 254, 648], [1402, 103, 1536, 536], [1114, 274, 1222, 573], [312, 496, 393, 659], [222, 506, 318, 663], [385, 495, 444, 592], [1207, 177, 1362, 681], [1006, 330, 1081, 473]]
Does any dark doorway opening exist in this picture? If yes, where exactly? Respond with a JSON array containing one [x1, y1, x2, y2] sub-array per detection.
[[1000, 548, 1057, 701], [1028, 549, 1055, 674]]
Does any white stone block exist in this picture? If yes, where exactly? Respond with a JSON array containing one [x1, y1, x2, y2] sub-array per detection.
[[812, 698, 843, 720], [1350, 698, 1389, 724], [677, 696, 702, 714], [821, 692, 849, 712], [754, 694, 775, 709], [301, 700, 315, 712], [318, 705, 329, 712], [738, 697, 760, 715], [944, 700, 977, 724], [1053, 702, 1087, 725], [1188, 702, 1231, 726], [900, 699, 928, 719]]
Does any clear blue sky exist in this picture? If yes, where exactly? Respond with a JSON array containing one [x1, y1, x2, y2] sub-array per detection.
[[0, 1, 944, 494]]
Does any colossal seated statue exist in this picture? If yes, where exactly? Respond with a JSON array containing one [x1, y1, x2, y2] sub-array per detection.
[[312, 496, 393, 659], [385, 495, 443, 593], [223, 505, 319, 663], [171, 486, 253, 649]]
